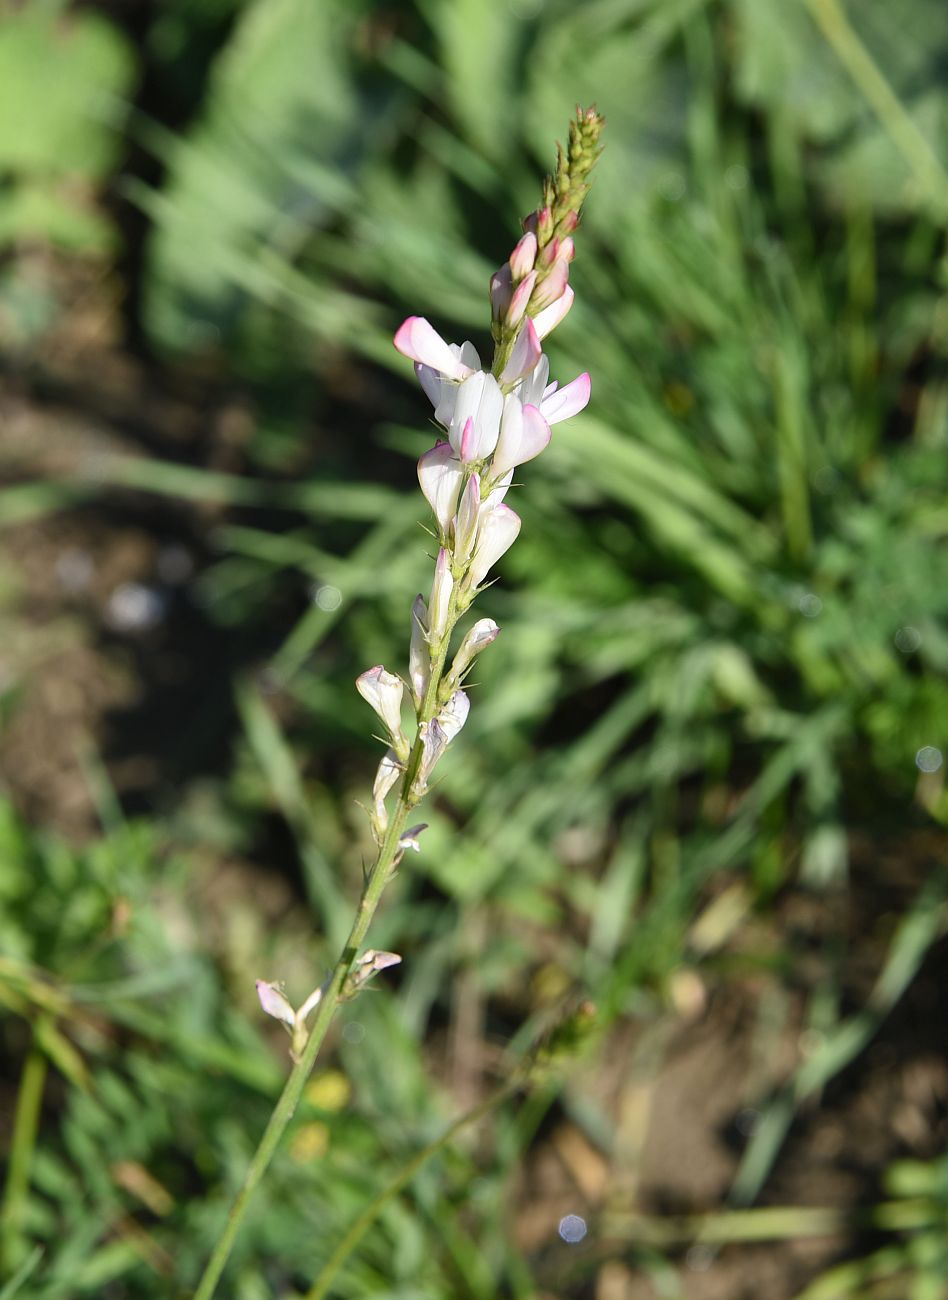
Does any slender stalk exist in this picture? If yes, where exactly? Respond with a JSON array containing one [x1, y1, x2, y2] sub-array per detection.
[[1, 1029, 47, 1274], [305, 1080, 518, 1300], [193, 591, 463, 1300]]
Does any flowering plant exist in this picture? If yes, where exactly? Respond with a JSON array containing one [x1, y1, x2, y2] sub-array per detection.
[[194, 105, 604, 1299]]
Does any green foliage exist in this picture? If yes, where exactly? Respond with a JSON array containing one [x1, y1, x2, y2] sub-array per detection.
[[0, 7, 135, 250]]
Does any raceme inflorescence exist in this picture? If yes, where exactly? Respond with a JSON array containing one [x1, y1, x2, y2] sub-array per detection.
[[196, 106, 603, 1300]]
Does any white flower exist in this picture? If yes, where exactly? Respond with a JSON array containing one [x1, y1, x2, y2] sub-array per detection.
[[356, 666, 406, 751], [467, 504, 521, 588], [418, 441, 464, 538]]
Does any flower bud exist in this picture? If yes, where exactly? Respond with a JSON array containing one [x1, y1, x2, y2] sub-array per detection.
[[533, 286, 574, 341], [509, 231, 538, 279], [446, 618, 500, 689], [505, 270, 538, 328], [467, 504, 521, 589], [428, 547, 454, 639], [356, 666, 407, 757], [372, 748, 401, 837], [490, 264, 513, 322], [409, 594, 429, 709], [499, 318, 542, 386], [453, 475, 481, 566], [531, 259, 569, 312], [538, 236, 561, 270], [255, 980, 295, 1029]]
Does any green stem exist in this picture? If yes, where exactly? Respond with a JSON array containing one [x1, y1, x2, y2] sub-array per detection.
[[305, 1081, 518, 1300], [193, 585, 467, 1299], [1, 1028, 48, 1273]]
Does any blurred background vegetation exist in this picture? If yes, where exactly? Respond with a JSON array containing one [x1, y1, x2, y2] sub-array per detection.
[[1, 1, 948, 1296]]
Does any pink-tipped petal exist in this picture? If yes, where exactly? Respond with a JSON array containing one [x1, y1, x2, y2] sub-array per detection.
[[459, 417, 477, 463], [532, 285, 574, 340], [531, 260, 569, 312], [394, 317, 471, 379], [500, 317, 542, 385], [540, 371, 591, 424], [449, 372, 503, 462], [509, 231, 538, 279]]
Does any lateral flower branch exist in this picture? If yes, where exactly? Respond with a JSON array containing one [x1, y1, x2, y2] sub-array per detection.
[[193, 105, 604, 1300]]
